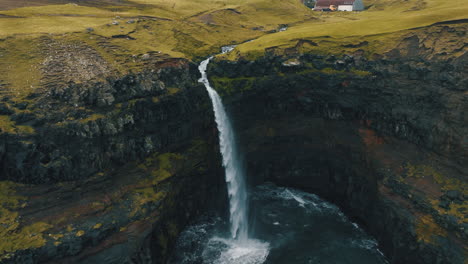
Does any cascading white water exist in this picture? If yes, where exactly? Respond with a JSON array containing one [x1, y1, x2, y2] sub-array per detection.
[[198, 55, 248, 241]]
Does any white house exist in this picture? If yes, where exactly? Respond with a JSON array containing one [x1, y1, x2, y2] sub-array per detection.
[[314, 0, 364, 11]]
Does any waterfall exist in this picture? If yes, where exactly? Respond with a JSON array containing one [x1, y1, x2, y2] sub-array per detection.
[[198, 56, 248, 241]]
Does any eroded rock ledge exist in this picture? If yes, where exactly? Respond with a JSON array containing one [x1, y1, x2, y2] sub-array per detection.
[[0, 58, 226, 263], [208, 23, 467, 264]]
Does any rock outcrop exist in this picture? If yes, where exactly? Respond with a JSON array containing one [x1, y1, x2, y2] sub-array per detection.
[[0, 57, 227, 263]]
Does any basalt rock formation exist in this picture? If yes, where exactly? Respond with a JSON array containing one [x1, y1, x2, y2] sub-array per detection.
[[207, 23, 467, 264], [0, 56, 226, 263]]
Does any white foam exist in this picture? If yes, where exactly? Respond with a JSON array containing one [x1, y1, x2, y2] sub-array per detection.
[[286, 189, 306, 207], [221, 45, 237, 54], [205, 237, 270, 264]]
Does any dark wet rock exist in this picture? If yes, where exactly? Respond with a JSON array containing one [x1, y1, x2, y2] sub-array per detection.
[[438, 199, 450, 209], [0, 58, 205, 183], [445, 190, 461, 200]]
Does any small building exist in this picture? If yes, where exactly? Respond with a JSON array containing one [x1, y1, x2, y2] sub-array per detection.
[[314, 0, 364, 11]]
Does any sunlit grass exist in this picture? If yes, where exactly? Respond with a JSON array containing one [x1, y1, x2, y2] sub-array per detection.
[[0, 0, 466, 101], [232, 0, 468, 58]]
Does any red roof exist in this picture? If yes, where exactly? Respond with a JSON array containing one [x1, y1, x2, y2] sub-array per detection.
[[315, 0, 356, 7]]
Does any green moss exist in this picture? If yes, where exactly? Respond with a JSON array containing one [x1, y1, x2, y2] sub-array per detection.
[[0, 181, 52, 260], [210, 76, 256, 96], [351, 68, 372, 76], [415, 214, 447, 245], [405, 163, 468, 194], [0, 115, 15, 134], [430, 199, 467, 224], [16, 125, 35, 134], [167, 87, 180, 95], [75, 230, 85, 237], [129, 188, 166, 217], [321, 67, 340, 75], [130, 152, 183, 217], [0, 115, 35, 135], [79, 114, 105, 123]]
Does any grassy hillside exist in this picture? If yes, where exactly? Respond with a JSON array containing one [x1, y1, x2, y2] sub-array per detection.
[[0, 0, 466, 105], [228, 0, 468, 58], [0, 0, 312, 104]]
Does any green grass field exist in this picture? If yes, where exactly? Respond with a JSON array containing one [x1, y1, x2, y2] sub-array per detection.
[[0, 0, 466, 103], [230, 0, 468, 58]]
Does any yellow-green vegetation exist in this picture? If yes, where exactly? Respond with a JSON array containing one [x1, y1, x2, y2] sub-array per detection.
[[0, 115, 35, 135], [230, 0, 468, 59], [48, 233, 63, 240], [66, 224, 74, 232], [75, 230, 85, 237], [351, 68, 372, 77], [137, 152, 183, 184], [130, 152, 183, 217], [0, 181, 51, 260], [415, 214, 447, 244], [405, 163, 468, 194], [0, 115, 15, 133], [210, 76, 256, 96], [79, 114, 105, 123], [0, 0, 465, 102], [429, 199, 468, 224], [298, 65, 371, 77], [0, 0, 313, 106], [211, 63, 372, 95], [167, 87, 180, 95], [48, 233, 64, 246], [0, 0, 312, 101], [0, 37, 43, 99]]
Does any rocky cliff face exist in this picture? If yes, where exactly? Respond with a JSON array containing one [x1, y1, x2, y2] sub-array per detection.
[[0, 56, 205, 183], [0, 58, 227, 263], [208, 23, 467, 264]]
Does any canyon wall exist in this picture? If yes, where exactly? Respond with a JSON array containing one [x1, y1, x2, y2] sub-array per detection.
[[0, 59, 226, 263], [208, 23, 467, 264]]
